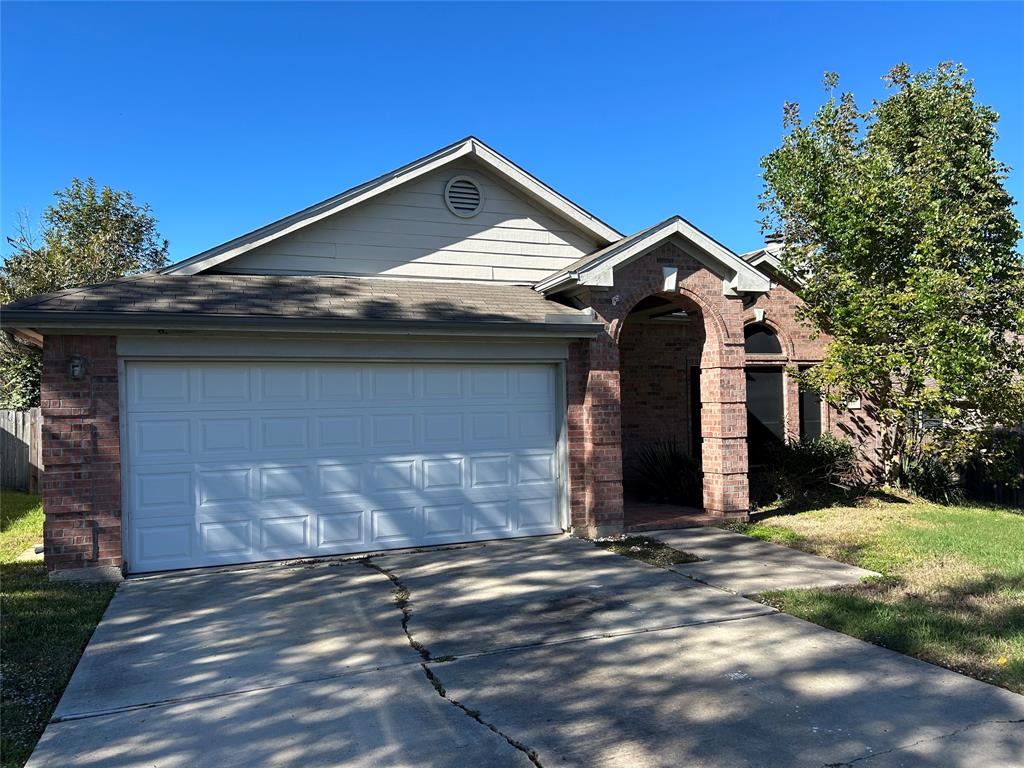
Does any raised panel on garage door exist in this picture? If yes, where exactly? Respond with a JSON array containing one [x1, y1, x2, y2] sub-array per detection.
[[125, 361, 563, 572]]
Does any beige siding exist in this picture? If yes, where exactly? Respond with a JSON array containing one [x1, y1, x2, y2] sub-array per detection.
[[221, 163, 600, 283]]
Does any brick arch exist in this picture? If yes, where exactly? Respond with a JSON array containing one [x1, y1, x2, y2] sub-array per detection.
[[608, 287, 731, 352], [741, 315, 796, 359]]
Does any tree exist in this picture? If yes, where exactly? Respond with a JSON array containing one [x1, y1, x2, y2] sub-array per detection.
[[759, 63, 1024, 483], [1, 178, 169, 408]]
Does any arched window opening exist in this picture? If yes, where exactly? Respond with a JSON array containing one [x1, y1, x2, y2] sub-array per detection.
[[744, 323, 782, 355]]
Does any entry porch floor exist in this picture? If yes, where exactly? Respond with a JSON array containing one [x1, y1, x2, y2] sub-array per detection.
[[624, 500, 721, 532]]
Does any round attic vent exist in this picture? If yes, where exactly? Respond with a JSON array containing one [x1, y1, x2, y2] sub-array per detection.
[[444, 175, 484, 218]]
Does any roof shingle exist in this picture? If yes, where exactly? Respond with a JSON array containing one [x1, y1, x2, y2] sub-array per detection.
[[1, 274, 589, 329]]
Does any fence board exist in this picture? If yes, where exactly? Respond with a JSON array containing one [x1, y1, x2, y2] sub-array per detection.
[[1, 408, 42, 493]]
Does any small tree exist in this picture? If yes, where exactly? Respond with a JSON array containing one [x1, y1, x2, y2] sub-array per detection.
[[1, 178, 169, 408], [759, 63, 1024, 482]]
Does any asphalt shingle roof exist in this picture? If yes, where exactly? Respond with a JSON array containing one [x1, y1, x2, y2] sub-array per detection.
[[1, 273, 586, 327]]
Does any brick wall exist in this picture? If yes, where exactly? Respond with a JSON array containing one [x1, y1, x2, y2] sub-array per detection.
[[619, 320, 704, 463], [40, 336, 122, 575]]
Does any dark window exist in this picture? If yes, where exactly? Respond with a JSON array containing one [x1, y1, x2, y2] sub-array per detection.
[[744, 324, 782, 354], [746, 367, 785, 464], [798, 372, 822, 440]]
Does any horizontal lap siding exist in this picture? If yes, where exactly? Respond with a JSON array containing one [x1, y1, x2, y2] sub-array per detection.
[[221, 164, 599, 282]]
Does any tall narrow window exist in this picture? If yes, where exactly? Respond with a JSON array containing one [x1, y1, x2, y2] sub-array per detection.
[[746, 367, 785, 464], [798, 368, 823, 440]]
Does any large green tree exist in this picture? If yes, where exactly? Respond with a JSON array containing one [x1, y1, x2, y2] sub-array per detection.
[[1, 178, 169, 408], [759, 63, 1024, 482]]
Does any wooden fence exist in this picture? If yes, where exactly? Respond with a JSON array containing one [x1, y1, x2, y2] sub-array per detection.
[[1, 408, 43, 493]]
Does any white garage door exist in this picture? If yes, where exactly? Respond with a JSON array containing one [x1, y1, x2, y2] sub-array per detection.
[[125, 361, 563, 573]]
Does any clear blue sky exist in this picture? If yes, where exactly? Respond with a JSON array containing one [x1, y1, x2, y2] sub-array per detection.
[[2, 1, 1022, 263]]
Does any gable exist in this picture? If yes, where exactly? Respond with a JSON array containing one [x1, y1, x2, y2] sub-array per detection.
[[163, 137, 620, 282], [216, 160, 604, 283], [536, 217, 771, 295]]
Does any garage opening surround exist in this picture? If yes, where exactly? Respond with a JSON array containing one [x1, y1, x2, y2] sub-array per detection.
[[2, 137, 873, 580], [121, 349, 571, 573]]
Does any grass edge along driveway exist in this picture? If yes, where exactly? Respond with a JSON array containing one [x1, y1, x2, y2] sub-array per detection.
[[726, 495, 1023, 694], [1, 491, 116, 768]]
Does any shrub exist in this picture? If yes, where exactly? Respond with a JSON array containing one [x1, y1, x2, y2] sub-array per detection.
[[624, 439, 702, 506], [897, 451, 964, 505], [753, 435, 860, 508]]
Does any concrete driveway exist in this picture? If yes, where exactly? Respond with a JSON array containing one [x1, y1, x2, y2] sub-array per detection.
[[28, 536, 1024, 767]]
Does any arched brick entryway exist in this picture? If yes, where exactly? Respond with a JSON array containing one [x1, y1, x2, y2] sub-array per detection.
[[565, 242, 750, 536]]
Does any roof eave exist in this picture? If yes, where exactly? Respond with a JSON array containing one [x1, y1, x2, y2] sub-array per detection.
[[0, 311, 604, 339]]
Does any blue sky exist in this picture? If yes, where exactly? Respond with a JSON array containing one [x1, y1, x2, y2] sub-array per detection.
[[2, 1, 1022, 262]]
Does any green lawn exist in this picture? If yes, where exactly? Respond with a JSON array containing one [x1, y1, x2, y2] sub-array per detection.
[[727, 494, 1024, 693], [0, 491, 116, 768]]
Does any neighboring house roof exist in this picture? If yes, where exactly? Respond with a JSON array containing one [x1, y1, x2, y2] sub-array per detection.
[[0, 274, 601, 337], [162, 136, 623, 276], [741, 241, 784, 271], [534, 216, 771, 295]]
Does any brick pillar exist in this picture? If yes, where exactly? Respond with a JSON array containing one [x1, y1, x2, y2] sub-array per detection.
[[566, 333, 624, 537], [40, 335, 123, 581], [784, 368, 801, 442], [699, 337, 749, 518]]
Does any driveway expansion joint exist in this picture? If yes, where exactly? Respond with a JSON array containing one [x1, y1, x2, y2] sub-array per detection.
[[361, 557, 544, 767]]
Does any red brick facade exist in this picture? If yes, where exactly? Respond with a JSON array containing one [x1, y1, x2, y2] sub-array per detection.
[[566, 242, 752, 535], [40, 336, 123, 578], [565, 244, 880, 535]]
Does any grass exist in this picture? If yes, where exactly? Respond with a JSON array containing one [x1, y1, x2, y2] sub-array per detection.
[[595, 535, 702, 568], [1, 490, 116, 768], [0, 491, 45, 563], [725, 493, 1024, 693]]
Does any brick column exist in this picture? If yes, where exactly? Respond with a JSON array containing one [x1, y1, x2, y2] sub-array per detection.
[[566, 327, 624, 537], [40, 335, 123, 581], [699, 338, 749, 517]]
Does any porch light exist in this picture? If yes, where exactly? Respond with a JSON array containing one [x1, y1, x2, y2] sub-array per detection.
[[68, 355, 86, 380]]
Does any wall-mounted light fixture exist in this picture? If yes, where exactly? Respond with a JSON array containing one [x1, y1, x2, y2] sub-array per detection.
[[68, 355, 86, 380]]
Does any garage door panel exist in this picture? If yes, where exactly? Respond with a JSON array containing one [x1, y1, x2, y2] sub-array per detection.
[[127, 362, 563, 572], [198, 366, 252, 403], [317, 415, 363, 450], [133, 470, 194, 518], [370, 368, 415, 399], [259, 466, 310, 501], [370, 413, 416, 449], [317, 463, 363, 496], [260, 516, 309, 553], [134, 521, 193, 564], [134, 418, 191, 459], [199, 417, 252, 454], [470, 500, 512, 533], [258, 367, 309, 402], [318, 509, 364, 547], [371, 506, 421, 543], [197, 467, 254, 507], [518, 495, 560, 532]]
